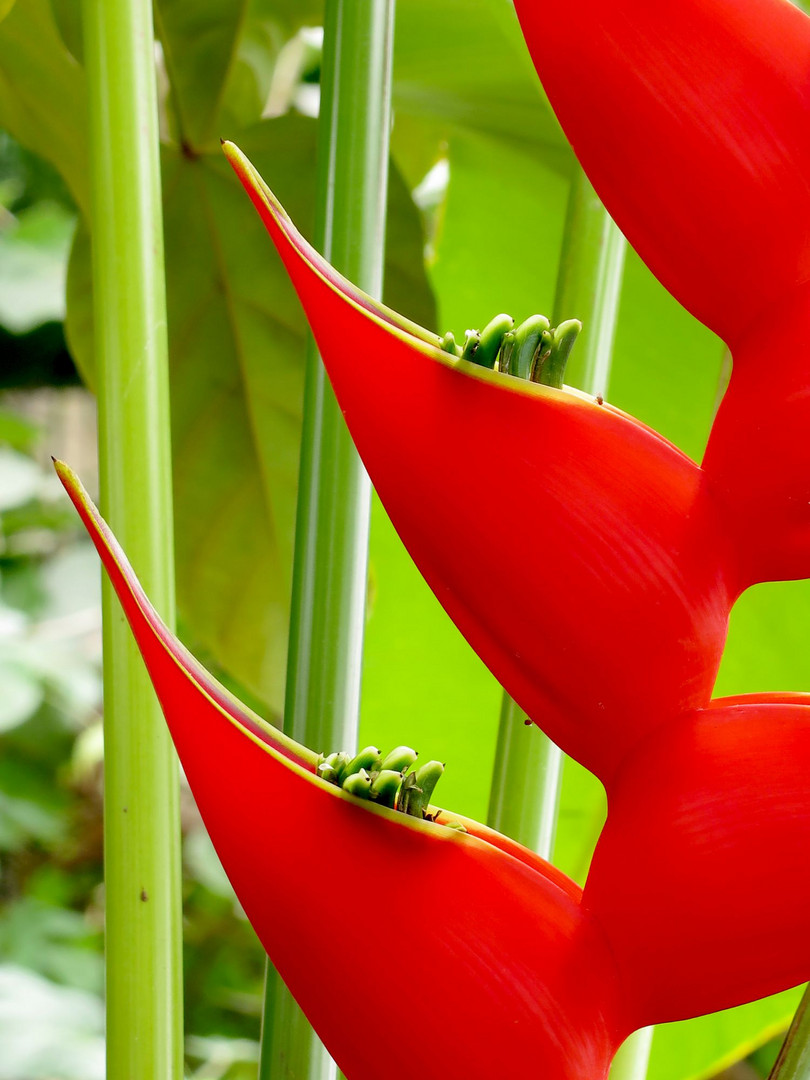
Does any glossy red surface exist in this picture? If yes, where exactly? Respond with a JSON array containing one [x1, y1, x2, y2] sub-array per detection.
[[224, 146, 738, 784], [56, 462, 627, 1080], [587, 696, 810, 1024], [512, 0, 810, 348], [514, 0, 810, 586]]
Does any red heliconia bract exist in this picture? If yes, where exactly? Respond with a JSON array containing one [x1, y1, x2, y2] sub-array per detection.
[[223, 142, 739, 785], [586, 694, 810, 1024], [55, 461, 629, 1080], [512, 0, 810, 587]]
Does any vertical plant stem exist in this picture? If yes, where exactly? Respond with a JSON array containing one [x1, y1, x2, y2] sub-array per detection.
[[82, 1, 182, 1078], [258, 2, 395, 1077], [611, 1028, 655, 1080], [770, 986, 810, 1079], [487, 168, 626, 861]]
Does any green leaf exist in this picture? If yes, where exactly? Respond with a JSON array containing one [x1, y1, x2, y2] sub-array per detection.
[[648, 989, 803, 1080], [392, 0, 568, 176], [0, 0, 87, 216], [156, 0, 253, 150], [154, 0, 322, 151], [0, 661, 43, 732], [0, 964, 104, 1080], [0, 202, 75, 333], [66, 114, 435, 712]]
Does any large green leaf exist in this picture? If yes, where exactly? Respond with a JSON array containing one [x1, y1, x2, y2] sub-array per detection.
[[392, 0, 569, 184], [649, 989, 803, 1080], [67, 114, 434, 713], [155, 0, 252, 149], [0, 0, 87, 215], [155, 0, 323, 151]]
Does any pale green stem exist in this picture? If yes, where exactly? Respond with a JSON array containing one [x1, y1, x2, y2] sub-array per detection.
[[81, 0, 182, 1077], [611, 1028, 655, 1080], [770, 986, 810, 1079], [258, 2, 395, 1077], [487, 169, 626, 857]]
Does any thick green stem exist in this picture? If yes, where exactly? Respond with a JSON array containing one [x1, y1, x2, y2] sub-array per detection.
[[258, 2, 395, 1077], [487, 168, 626, 861], [770, 986, 810, 1079], [552, 170, 627, 398], [82, 0, 182, 1077], [611, 1028, 654, 1080]]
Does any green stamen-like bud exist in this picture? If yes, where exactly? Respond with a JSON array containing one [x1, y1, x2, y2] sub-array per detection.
[[379, 745, 418, 773], [319, 751, 350, 784], [474, 313, 514, 369], [460, 329, 481, 363], [440, 331, 460, 356], [536, 318, 582, 389], [340, 746, 382, 782], [399, 760, 445, 818], [500, 314, 550, 380], [319, 742, 452, 826], [342, 769, 373, 799], [370, 769, 404, 809]]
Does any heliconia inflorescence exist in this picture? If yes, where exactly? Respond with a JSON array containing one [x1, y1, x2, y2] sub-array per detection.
[[57, 0, 810, 1075], [55, 461, 628, 1080]]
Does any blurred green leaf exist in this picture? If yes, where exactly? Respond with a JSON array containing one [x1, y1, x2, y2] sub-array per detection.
[[392, 0, 568, 183], [0, 899, 102, 994], [0, 965, 104, 1080], [49, 0, 81, 62], [0, 0, 87, 216], [186, 1034, 260, 1080], [155, 0, 323, 151], [0, 661, 43, 732], [0, 411, 38, 451], [156, 0, 253, 149], [0, 202, 75, 333], [649, 989, 802, 1080], [67, 114, 435, 711], [0, 446, 40, 510]]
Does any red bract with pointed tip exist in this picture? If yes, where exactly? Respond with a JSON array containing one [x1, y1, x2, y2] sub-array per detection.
[[55, 461, 629, 1080], [512, 0, 810, 347], [512, 0, 810, 587], [586, 694, 810, 1024], [223, 142, 738, 785]]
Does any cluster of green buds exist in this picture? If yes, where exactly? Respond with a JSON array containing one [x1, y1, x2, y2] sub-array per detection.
[[441, 311, 582, 389], [317, 744, 462, 827]]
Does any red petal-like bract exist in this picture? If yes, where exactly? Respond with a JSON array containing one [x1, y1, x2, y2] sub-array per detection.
[[223, 143, 737, 785], [55, 461, 628, 1080], [587, 695, 810, 1024], [513, 0, 810, 587], [512, 0, 810, 348]]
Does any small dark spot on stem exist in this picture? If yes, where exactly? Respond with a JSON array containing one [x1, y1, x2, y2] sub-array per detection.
[[140, 888, 149, 902], [596, 395, 604, 406]]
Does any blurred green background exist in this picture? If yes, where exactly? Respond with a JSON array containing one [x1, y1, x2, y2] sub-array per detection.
[[0, 0, 807, 1076]]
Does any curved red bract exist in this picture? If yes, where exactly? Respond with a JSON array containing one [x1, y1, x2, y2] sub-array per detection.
[[513, 0, 810, 587], [55, 461, 628, 1080], [587, 696, 810, 1024], [512, 0, 810, 349], [223, 143, 738, 785]]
